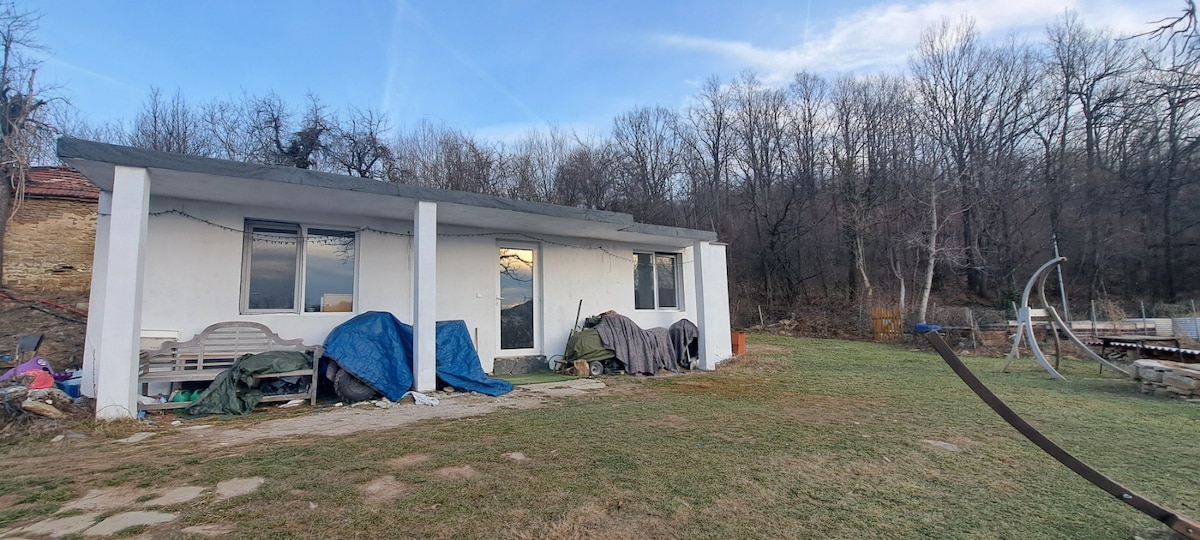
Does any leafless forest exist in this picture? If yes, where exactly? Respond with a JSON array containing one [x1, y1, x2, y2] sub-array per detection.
[[43, 12, 1200, 326]]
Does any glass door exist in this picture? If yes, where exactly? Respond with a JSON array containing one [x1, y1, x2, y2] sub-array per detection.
[[498, 245, 538, 352]]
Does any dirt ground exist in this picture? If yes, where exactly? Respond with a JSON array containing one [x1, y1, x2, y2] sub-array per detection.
[[0, 379, 613, 537], [4, 378, 611, 466], [0, 289, 88, 372]]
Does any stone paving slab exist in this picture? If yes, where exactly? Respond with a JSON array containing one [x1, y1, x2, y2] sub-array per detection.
[[6, 512, 100, 538], [82, 511, 175, 536], [214, 477, 264, 502], [142, 486, 208, 507], [58, 489, 141, 513]]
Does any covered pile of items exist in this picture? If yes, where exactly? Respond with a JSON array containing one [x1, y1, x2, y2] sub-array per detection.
[[1, 354, 87, 421], [562, 312, 698, 376], [1133, 359, 1200, 400], [322, 311, 512, 402]]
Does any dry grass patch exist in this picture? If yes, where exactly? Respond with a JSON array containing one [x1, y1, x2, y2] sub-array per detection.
[[431, 464, 481, 480], [357, 475, 413, 505], [770, 393, 886, 426], [385, 453, 430, 468], [506, 503, 692, 540], [661, 376, 771, 399], [644, 413, 691, 430]]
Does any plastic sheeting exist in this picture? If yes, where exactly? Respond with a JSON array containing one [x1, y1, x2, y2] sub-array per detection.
[[323, 312, 513, 400], [180, 351, 312, 418], [433, 320, 513, 396], [323, 311, 414, 401], [562, 328, 616, 363]]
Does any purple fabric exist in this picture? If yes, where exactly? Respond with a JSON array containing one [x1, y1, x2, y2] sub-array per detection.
[[0, 356, 53, 381]]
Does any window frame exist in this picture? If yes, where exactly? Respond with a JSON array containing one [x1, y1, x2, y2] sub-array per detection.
[[240, 219, 358, 315], [633, 251, 682, 311]]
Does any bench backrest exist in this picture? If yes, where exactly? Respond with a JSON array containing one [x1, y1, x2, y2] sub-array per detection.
[[141, 321, 316, 373]]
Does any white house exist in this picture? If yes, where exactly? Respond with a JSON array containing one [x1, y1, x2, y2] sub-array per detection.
[[58, 138, 733, 419]]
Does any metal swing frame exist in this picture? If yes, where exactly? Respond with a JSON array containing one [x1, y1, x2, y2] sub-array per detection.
[[1004, 257, 1130, 380]]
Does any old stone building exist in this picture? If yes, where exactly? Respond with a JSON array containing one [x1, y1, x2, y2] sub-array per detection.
[[2, 166, 99, 293]]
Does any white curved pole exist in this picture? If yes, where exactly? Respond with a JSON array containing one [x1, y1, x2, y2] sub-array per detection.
[[1010, 256, 1132, 380], [1020, 257, 1067, 380], [1038, 279, 1131, 377]]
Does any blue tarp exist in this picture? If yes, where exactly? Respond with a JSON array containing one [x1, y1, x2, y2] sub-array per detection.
[[322, 311, 513, 400]]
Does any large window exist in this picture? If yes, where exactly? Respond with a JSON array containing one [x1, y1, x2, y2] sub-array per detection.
[[634, 252, 679, 310], [243, 221, 356, 313]]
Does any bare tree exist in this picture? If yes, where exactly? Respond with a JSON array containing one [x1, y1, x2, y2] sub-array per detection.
[[611, 105, 681, 224], [730, 72, 806, 306], [677, 76, 733, 233], [505, 126, 568, 203], [128, 87, 212, 155], [0, 1, 52, 284], [324, 107, 392, 178], [554, 136, 617, 210]]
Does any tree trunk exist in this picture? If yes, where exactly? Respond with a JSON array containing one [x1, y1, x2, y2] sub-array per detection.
[[0, 172, 10, 285], [917, 187, 938, 325]]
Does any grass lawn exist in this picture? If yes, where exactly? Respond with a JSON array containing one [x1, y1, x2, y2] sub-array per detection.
[[2, 335, 1198, 539]]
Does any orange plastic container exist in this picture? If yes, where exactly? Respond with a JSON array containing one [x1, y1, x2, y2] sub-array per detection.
[[731, 331, 747, 356]]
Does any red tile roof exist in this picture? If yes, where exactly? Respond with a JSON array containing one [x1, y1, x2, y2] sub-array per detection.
[[22, 166, 99, 201]]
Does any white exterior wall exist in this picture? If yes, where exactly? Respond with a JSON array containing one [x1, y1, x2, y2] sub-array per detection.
[[139, 197, 413, 345], [538, 242, 699, 366], [136, 197, 723, 374], [435, 233, 500, 369]]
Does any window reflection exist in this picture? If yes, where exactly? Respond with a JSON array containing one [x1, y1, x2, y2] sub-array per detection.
[[500, 247, 535, 349], [305, 229, 355, 312], [247, 225, 298, 310], [634, 251, 679, 309], [655, 254, 678, 308]]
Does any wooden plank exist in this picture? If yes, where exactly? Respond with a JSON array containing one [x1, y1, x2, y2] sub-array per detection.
[[140, 371, 226, 383], [871, 307, 902, 342], [141, 392, 311, 411]]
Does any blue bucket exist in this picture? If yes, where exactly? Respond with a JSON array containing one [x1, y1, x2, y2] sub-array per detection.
[[57, 378, 82, 399]]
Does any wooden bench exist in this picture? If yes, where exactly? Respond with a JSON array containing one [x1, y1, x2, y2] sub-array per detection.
[[138, 321, 322, 411]]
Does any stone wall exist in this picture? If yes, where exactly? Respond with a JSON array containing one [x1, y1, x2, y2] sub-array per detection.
[[2, 197, 97, 293]]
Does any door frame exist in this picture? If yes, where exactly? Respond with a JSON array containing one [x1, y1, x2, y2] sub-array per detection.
[[496, 241, 541, 356]]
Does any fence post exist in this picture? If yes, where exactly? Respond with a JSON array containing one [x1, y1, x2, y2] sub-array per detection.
[[1141, 301, 1148, 335], [1090, 300, 1096, 338]]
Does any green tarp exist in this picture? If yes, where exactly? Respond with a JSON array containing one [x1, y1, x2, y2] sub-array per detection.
[[562, 328, 616, 362], [180, 351, 311, 418]]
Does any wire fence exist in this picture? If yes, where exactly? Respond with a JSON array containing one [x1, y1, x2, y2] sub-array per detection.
[[733, 298, 1200, 342]]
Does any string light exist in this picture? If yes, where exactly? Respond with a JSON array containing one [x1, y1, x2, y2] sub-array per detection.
[[99, 208, 696, 265]]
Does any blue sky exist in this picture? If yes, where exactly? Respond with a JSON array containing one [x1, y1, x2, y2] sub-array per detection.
[[33, 0, 1179, 141]]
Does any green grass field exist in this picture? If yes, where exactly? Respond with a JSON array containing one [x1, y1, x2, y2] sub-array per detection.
[[3, 335, 1197, 539]]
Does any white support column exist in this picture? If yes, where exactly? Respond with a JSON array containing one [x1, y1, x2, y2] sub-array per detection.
[[412, 201, 437, 392], [80, 191, 112, 399], [94, 167, 151, 419], [692, 241, 732, 370]]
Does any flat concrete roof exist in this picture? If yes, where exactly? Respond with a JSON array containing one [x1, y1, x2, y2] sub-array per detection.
[[58, 138, 718, 247]]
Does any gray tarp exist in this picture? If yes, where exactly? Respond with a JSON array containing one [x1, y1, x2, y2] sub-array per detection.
[[593, 314, 680, 375], [181, 351, 311, 417], [668, 319, 699, 369]]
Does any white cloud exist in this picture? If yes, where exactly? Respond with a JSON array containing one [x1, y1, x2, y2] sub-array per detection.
[[659, 0, 1180, 84]]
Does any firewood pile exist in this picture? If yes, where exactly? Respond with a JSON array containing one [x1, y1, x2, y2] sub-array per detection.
[[1132, 359, 1200, 400]]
